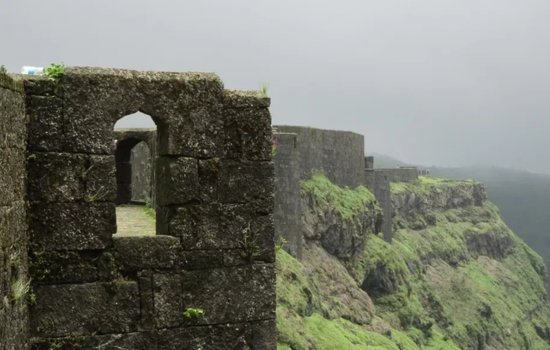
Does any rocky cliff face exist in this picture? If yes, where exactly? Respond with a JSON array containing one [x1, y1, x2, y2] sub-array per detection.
[[277, 175, 550, 350]]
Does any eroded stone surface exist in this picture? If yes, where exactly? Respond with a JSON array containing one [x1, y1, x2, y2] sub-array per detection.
[[27, 152, 87, 202], [181, 264, 276, 324], [31, 282, 141, 338], [26, 95, 63, 151], [31, 332, 157, 350], [153, 273, 183, 328], [156, 156, 199, 206], [30, 203, 115, 251], [0, 148, 26, 206], [158, 323, 252, 350], [113, 235, 180, 271]]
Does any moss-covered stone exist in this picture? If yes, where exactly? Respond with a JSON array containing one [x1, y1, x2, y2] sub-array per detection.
[[224, 89, 271, 108]]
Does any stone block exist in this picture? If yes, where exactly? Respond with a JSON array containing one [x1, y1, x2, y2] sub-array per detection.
[[116, 162, 132, 183], [198, 158, 221, 202], [0, 201, 27, 249], [29, 250, 99, 284], [26, 95, 63, 151], [0, 87, 26, 150], [158, 205, 218, 249], [224, 106, 272, 161], [181, 264, 276, 324], [138, 270, 154, 330], [30, 203, 115, 251], [220, 206, 275, 262], [153, 272, 182, 328], [113, 235, 180, 271], [27, 152, 87, 203], [158, 204, 274, 259], [0, 148, 26, 206], [224, 90, 271, 108], [30, 332, 157, 350], [158, 323, 251, 350], [0, 72, 24, 92], [17, 75, 61, 97], [30, 282, 141, 338], [251, 319, 277, 349], [156, 105, 225, 158], [223, 249, 260, 267], [218, 160, 274, 214], [61, 67, 224, 155], [86, 155, 117, 202], [156, 156, 199, 206], [180, 250, 224, 270]]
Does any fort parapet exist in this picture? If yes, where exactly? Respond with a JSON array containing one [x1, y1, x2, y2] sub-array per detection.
[[0, 66, 277, 350]]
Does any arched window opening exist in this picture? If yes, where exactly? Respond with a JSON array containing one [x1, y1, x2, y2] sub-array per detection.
[[113, 112, 156, 236], [114, 111, 157, 129]]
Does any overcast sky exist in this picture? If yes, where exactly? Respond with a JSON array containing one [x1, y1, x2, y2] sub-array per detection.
[[2, 0, 550, 172]]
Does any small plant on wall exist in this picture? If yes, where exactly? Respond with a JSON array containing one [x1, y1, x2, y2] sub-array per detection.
[[272, 139, 278, 157], [259, 80, 269, 96], [44, 62, 65, 82], [183, 307, 204, 319], [275, 237, 287, 253]]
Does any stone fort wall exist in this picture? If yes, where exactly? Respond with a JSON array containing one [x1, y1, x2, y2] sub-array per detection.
[[127, 126, 420, 260], [1, 66, 277, 350], [0, 69, 30, 350], [274, 125, 366, 188]]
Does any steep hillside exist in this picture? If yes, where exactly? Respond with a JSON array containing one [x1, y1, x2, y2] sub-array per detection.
[[277, 175, 550, 350], [369, 154, 550, 292]]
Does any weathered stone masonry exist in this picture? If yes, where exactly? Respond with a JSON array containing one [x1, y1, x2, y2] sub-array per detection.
[[0, 67, 277, 350], [0, 68, 30, 350]]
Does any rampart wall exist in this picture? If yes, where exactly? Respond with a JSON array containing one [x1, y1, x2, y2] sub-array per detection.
[[1, 66, 277, 350], [0, 70, 29, 350], [274, 125, 365, 188], [273, 132, 302, 260], [383, 167, 418, 183]]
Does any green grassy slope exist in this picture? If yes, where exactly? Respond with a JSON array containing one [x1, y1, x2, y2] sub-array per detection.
[[369, 154, 550, 292], [277, 175, 550, 350]]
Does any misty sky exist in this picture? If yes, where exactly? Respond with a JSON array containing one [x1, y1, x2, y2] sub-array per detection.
[[2, 1, 550, 173]]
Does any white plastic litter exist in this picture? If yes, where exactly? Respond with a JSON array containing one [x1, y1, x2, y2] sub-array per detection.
[[21, 66, 44, 75]]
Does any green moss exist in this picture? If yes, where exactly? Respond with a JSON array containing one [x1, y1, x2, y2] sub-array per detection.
[[0, 67, 24, 92], [300, 172, 380, 222], [391, 176, 476, 196]]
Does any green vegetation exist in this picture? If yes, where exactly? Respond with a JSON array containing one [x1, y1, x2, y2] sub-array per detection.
[[259, 80, 270, 95], [44, 62, 66, 82], [238, 224, 264, 262], [300, 171, 380, 222], [143, 197, 155, 220], [275, 237, 287, 254], [390, 176, 475, 196], [372, 153, 550, 293], [183, 307, 204, 319], [10, 278, 31, 303], [277, 173, 550, 349]]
